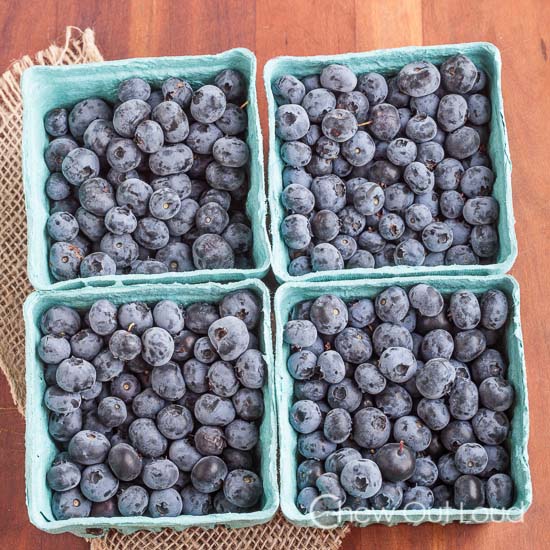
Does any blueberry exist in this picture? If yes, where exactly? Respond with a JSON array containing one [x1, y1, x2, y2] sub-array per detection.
[[374, 442, 415, 482], [449, 378, 479, 420], [46, 460, 81, 492], [437, 94, 468, 132], [408, 284, 444, 316], [463, 197, 499, 225], [161, 77, 193, 108], [445, 126, 480, 159], [441, 420, 476, 453], [336, 91, 370, 123], [421, 329, 454, 360], [45, 137, 79, 173], [117, 485, 149, 516], [318, 64, 357, 92], [56, 357, 96, 392], [213, 136, 249, 168], [70, 329, 103, 360], [106, 138, 142, 172], [235, 349, 266, 389], [355, 72, 387, 104], [449, 291, 480, 330], [321, 407, 350, 443], [478, 376, 514, 412], [441, 55, 478, 94], [214, 469, 259, 510], [46, 173, 71, 201], [416, 358, 456, 399], [68, 98, 112, 139], [298, 431, 337, 460], [320, 110, 358, 144], [378, 213, 405, 241], [370, 103, 400, 141], [369, 481, 403, 510], [190, 455, 228, 493], [44, 107, 69, 137], [194, 393, 236, 426], [470, 224, 498, 258], [150, 362, 186, 401], [406, 113, 437, 143], [352, 407, 391, 449], [128, 418, 168, 458], [152, 100, 189, 143], [353, 181, 385, 216], [397, 61, 440, 97], [379, 347, 417, 383], [301, 88, 337, 124], [460, 166, 494, 197], [422, 221, 453, 252], [52, 488, 92, 519], [178, 486, 210, 516], [432, 484, 452, 507], [472, 408, 510, 445], [393, 415, 431, 452], [118, 77, 150, 102], [81, 119, 114, 158], [205, 161, 246, 192], [207, 315, 249, 361], [140, 327, 174, 367], [191, 233, 235, 269], [44, 385, 82, 414], [80, 462, 120, 502], [88, 299, 118, 336], [297, 459, 324, 490], [148, 488, 183, 517], [149, 144, 194, 176], [132, 119, 164, 154], [141, 458, 180, 490], [213, 69, 246, 102], [296, 486, 321, 513], [486, 473, 513, 508], [454, 474, 485, 509], [107, 442, 143, 481], [410, 456, 438, 487], [453, 329, 486, 362], [402, 485, 434, 510], [68, 430, 110, 465], [445, 244, 479, 265], [38, 334, 71, 364], [467, 93, 491, 125], [410, 93, 440, 117], [387, 138, 417, 167], [437, 453, 461, 485], [273, 74, 306, 104], [416, 141, 445, 169], [394, 239, 426, 266], [375, 286, 409, 323], [114, 178, 152, 217], [48, 410, 81, 441]]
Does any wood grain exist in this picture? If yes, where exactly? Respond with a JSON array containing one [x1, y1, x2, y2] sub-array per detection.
[[0, 0, 549, 548]]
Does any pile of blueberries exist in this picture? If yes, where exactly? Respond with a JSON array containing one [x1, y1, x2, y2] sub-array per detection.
[[39, 290, 267, 519], [283, 285, 515, 512], [44, 70, 253, 281], [274, 55, 499, 274]]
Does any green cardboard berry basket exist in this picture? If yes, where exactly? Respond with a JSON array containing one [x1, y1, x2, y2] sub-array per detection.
[[274, 275, 531, 527], [21, 48, 271, 291], [24, 279, 278, 537], [264, 42, 517, 283]]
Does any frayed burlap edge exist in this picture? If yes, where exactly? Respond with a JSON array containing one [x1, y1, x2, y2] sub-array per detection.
[[0, 27, 349, 550], [0, 26, 103, 415]]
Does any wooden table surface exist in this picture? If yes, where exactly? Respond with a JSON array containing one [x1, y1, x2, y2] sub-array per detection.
[[1, 0, 548, 548]]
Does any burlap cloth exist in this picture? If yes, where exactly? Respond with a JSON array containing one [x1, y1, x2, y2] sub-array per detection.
[[0, 27, 349, 550]]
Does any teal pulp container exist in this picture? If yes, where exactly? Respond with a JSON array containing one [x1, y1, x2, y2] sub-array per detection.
[[264, 43, 516, 283], [274, 275, 530, 527], [22, 48, 271, 290], [24, 279, 278, 537]]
